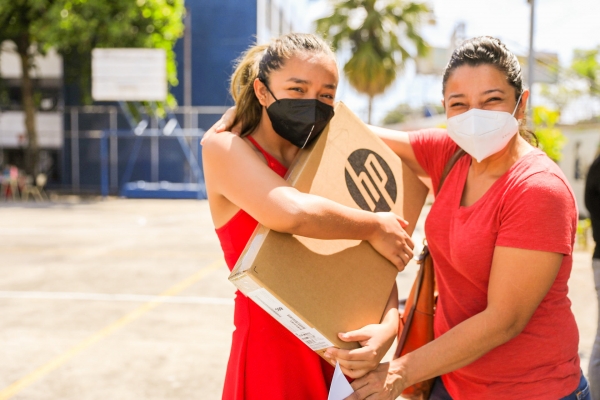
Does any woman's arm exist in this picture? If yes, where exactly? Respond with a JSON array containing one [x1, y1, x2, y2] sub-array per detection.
[[346, 246, 563, 400], [324, 283, 399, 378], [202, 131, 414, 270], [202, 108, 429, 179], [366, 125, 428, 178]]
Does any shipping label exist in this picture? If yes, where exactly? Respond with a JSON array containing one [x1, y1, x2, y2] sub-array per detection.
[[248, 288, 334, 351]]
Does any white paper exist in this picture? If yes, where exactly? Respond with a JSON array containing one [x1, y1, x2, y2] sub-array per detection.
[[328, 362, 354, 400]]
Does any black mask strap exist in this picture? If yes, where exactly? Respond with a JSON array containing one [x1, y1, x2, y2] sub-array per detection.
[[258, 77, 279, 102]]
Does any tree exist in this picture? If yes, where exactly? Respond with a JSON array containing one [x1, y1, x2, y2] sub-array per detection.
[[0, 0, 184, 176], [382, 103, 413, 125], [37, 0, 184, 107], [381, 102, 443, 125], [571, 47, 600, 97], [532, 106, 566, 162], [0, 0, 55, 176], [540, 46, 600, 124], [316, 0, 431, 123]]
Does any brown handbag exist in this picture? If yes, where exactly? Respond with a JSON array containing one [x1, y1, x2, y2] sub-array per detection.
[[393, 149, 464, 400], [394, 244, 436, 399]]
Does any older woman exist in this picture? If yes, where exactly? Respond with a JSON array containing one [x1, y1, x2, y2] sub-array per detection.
[[337, 36, 588, 400]]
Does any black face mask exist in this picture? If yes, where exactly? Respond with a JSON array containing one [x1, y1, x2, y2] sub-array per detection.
[[261, 80, 335, 148]]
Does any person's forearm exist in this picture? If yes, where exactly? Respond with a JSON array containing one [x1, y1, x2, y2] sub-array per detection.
[[381, 283, 399, 328], [274, 191, 385, 241], [253, 187, 412, 270], [393, 308, 521, 388], [366, 125, 426, 179], [378, 283, 400, 355]]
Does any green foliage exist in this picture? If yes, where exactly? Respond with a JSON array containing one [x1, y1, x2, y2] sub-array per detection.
[[0, 0, 50, 45], [571, 47, 600, 97], [0, 0, 184, 174], [382, 103, 412, 124], [540, 46, 600, 122], [36, 0, 185, 106], [0, 0, 184, 106], [532, 106, 567, 162], [539, 83, 581, 110], [316, 0, 431, 122], [381, 102, 443, 125]]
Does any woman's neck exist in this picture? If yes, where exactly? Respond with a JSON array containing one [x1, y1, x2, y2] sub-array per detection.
[[250, 113, 300, 168], [469, 134, 534, 178]]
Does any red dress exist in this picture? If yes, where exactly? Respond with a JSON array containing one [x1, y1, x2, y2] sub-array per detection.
[[215, 136, 334, 400]]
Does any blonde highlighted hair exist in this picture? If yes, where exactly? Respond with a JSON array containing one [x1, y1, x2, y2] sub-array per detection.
[[229, 33, 336, 136]]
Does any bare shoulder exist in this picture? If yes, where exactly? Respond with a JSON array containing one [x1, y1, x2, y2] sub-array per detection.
[[202, 131, 243, 152], [202, 131, 254, 162]]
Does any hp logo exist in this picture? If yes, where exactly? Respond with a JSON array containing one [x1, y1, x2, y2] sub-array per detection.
[[345, 149, 397, 212]]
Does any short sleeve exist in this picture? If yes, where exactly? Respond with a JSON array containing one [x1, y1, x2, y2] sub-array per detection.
[[408, 129, 459, 191], [496, 172, 577, 255]]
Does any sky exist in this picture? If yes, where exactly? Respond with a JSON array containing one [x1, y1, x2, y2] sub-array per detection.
[[307, 0, 600, 125]]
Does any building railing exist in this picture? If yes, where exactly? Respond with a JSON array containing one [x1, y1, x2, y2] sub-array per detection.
[[62, 105, 228, 197]]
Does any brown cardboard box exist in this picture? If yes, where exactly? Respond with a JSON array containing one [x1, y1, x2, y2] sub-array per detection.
[[228, 102, 428, 359]]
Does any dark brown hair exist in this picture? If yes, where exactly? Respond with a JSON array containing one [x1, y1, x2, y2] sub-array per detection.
[[229, 33, 336, 137]]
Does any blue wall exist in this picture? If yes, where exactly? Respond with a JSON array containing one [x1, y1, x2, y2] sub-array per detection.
[[61, 0, 258, 193], [171, 0, 258, 107]]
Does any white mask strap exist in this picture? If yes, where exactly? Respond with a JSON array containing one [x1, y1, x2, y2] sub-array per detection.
[[512, 92, 524, 117]]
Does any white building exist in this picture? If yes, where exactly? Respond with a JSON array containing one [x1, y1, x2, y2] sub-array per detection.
[[257, 0, 315, 43], [557, 123, 600, 217], [0, 41, 63, 170]]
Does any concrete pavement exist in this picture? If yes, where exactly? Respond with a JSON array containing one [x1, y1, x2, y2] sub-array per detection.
[[0, 198, 596, 399]]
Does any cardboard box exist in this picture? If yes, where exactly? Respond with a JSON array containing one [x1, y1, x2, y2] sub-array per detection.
[[228, 102, 428, 359]]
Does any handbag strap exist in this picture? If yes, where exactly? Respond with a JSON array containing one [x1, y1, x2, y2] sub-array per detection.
[[395, 147, 464, 356], [437, 148, 465, 193], [395, 252, 426, 352], [394, 245, 431, 359]]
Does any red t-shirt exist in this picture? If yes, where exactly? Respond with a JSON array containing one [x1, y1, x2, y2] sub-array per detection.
[[409, 129, 580, 399]]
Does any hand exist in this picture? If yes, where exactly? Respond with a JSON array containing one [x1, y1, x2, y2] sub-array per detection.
[[324, 321, 397, 379], [368, 212, 414, 272], [344, 362, 407, 400], [201, 106, 239, 144]]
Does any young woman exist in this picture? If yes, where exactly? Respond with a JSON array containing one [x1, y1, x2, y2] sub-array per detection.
[[336, 36, 589, 400], [202, 33, 413, 400]]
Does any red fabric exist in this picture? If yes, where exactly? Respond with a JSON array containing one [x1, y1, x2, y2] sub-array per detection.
[[216, 135, 334, 400], [409, 130, 580, 399]]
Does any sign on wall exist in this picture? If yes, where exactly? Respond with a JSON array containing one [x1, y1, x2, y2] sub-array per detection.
[[92, 48, 167, 101]]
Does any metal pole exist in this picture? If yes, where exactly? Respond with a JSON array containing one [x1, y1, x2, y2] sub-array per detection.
[[184, 9, 192, 108], [151, 117, 159, 183], [109, 107, 118, 192], [100, 131, 109, 198], [527, 0, 535, 116], [70, 109, 79, 192]]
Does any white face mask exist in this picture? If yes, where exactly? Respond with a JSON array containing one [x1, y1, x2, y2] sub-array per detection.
[[446, 94, 523, 163]]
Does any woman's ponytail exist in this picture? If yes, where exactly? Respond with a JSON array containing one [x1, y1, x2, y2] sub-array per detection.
[[229, 44, 268, 137]]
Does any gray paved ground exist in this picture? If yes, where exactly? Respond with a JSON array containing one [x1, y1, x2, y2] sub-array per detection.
[[0, 199, 596, 399]]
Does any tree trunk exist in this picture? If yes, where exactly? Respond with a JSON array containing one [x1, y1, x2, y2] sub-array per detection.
[[16, 34, 38, 176], [367, 96, 373, 124]]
